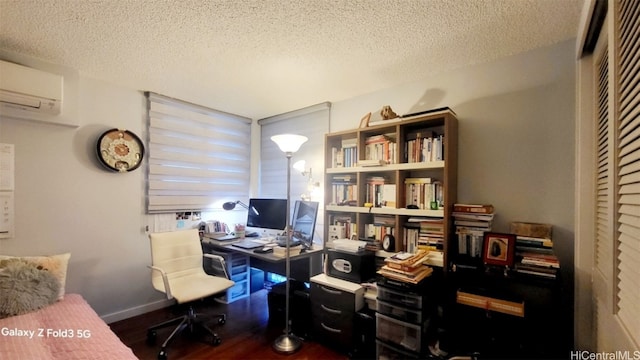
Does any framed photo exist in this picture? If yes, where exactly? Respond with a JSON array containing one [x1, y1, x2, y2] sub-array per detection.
[[359, 112, 371, 128], [483, 232, 516, 267]]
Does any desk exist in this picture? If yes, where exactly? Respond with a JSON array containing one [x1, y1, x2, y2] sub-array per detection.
[[201, 239, 323, 282]]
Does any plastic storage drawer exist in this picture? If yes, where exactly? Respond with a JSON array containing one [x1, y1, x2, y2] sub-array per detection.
[[377, 298, 424, 323], [377, 285, 424, 309], [376, 339, 421, 359], [376, 312, 424, 353]]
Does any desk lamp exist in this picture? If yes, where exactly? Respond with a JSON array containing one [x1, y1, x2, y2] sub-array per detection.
[[222, 200, 249, 211], [270, 133, 308, 354]]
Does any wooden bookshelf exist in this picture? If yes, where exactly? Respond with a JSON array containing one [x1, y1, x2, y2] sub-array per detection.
[[323, 109, 458, 269]]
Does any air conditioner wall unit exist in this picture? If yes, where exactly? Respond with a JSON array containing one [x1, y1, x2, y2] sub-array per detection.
[[0, 59, 63, 115]]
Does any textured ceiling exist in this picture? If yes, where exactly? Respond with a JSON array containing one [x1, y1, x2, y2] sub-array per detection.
[[0, 0, 584, 119]]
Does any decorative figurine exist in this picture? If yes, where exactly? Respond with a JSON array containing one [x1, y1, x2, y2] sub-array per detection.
[[380, 105, 398, 120]]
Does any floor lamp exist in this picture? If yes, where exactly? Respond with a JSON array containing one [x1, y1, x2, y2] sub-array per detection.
[[270, 133, 308, 354]]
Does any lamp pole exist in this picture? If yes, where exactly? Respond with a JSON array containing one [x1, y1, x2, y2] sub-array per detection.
[[270, 134, 307, 354]]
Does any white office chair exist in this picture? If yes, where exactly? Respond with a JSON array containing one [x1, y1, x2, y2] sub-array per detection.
[[147, 229, 235, 360]]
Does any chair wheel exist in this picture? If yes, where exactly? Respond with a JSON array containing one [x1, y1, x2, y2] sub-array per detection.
[[158, 349, 167, 360], [218, 318, 226, 325], [146, 330, 157, 345], [212, 337, 222, 346]]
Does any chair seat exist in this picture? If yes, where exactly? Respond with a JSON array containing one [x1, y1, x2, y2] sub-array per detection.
[[161, 273, 235, 304]]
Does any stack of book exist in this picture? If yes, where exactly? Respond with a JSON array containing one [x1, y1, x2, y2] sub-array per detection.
[[331, 138, 357, 168], [378, 250, 433, 284], [364, 215, 395, 242], [404, 130, 444, 163], [452, 204, 495, 258], [364, 134, 397, 164], [330, 174, 357, 206], [405, 177, 443, 210], [511, 222, 560, 279], [328, 214, 356, 240], [515, 236, 559, 279], [404, 217, 444, 253], [365, 176, 386, 207]]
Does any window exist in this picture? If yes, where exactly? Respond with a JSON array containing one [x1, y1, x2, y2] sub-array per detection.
[[146, 92, 251, 213], [258, 102, 330, 200], [258, 102, 330, 243]]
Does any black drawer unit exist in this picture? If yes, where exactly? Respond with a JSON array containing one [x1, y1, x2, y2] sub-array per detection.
[[310, 274, 364, 353]]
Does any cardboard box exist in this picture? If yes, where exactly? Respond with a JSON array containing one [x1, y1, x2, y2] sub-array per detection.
[[510, 222, 552, 239]]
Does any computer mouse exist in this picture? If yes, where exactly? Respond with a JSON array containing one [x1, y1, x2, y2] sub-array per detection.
[[407, 204, 419, 209]]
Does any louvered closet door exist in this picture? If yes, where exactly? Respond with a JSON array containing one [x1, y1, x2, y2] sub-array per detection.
[[595, 39, 613, 289], [615, 0, 640, 344], [593, 15, 617, 316]]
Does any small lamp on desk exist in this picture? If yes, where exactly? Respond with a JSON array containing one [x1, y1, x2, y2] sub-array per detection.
[[223, 200, 259, 216], [270, 133, 308, 354], [222, 200, 248, 211]]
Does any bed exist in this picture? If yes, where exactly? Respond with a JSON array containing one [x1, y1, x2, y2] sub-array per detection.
[[0, 253, 137, 359], [0, 293, 137, 359]]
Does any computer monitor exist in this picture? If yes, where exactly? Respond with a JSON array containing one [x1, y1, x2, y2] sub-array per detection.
[[245, 198, 287, 237], [291, 200, 319, 247]]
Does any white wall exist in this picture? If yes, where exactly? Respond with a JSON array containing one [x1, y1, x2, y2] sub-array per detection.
[[331, 40, 576, 347], [1, 40, 575, 340]]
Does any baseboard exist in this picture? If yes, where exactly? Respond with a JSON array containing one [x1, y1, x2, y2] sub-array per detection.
[[101, 298, 173, 324]]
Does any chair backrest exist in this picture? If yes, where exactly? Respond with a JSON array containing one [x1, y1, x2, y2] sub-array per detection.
[[149, 229, 205, 289], [206, 254, 230, 280]]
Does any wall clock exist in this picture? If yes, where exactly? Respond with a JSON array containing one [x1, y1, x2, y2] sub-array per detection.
[[382, 234, 395, 252], [96, 128, 144, 172]]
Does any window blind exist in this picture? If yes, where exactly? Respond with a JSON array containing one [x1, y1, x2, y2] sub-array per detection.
[[615, 0, 640, 343], [258, 102, 330, 200], [146, 92, 251, 213]]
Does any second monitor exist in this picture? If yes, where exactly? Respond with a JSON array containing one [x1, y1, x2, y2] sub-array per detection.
[[288, 200, 319, 248]]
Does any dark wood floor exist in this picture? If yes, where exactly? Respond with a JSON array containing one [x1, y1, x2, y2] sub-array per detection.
[[110, 289, 350, 360]]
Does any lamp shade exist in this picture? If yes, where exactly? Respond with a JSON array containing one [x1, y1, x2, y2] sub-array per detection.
[[293, 160, 306, 172], [271, 134, 308, 154]]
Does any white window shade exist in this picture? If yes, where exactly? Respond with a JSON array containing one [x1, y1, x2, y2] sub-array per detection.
[[258, 102, 330, 200], [146, 92, 251, 213]]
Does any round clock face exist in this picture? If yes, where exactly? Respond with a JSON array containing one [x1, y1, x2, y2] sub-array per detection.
[[382, 234, 395, 251], [96, 128, 144, 172]]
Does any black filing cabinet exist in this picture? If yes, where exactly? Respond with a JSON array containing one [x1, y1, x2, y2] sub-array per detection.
[[310, 274, 364, 354]]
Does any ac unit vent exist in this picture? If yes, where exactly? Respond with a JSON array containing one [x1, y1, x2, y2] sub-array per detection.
[[0, 60, 62, 115]]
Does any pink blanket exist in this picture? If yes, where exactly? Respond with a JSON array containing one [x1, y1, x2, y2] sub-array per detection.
[[0, 294, 137, 360]]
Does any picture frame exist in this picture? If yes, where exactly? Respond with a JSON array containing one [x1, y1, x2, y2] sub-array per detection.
[[482, 232, 516, 267], [359, 112, 371, 128]]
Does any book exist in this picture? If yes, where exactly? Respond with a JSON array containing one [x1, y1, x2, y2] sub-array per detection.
[[520, 254, 560, 268], [385, 250, 429, 265], [453, 203, 494, 214], [516, 235, 553, 248], [401, 106, 457, 118], [454, 220, 492, 228], [378, 265, 433, 284], [384, 251, 430, 271], [515, 263, 558, 279], [381, 184, 397, 208], [452, 212, 495, 221]]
